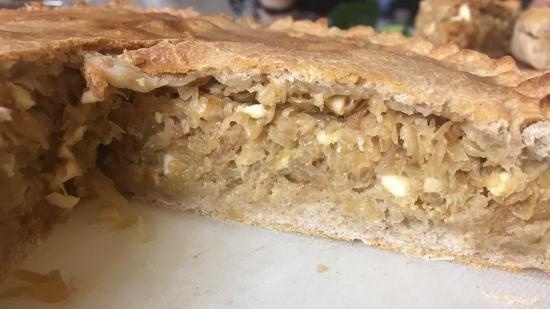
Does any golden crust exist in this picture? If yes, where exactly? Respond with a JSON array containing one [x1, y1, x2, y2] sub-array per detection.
[[518, 72, 550, 101], [121, 14, 546, 128], [0, 5, 197, 62], [0, 5, 547, 128], [267, 16, 522, 81]]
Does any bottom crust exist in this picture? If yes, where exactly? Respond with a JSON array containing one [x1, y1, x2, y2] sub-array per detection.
[[2, 194, 544, 282], [141, 193, 548, 274]]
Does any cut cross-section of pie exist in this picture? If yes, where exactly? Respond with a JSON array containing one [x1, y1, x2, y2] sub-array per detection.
[[0, 5, 549, 278]]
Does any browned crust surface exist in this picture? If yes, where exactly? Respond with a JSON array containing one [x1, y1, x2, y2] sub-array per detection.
[[0, 5, 547, 128], [122, 17, 545, 128], [0, 5, 198, 62]]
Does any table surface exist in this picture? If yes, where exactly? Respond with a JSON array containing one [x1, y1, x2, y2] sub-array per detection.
[[1, 200, 549, 309]]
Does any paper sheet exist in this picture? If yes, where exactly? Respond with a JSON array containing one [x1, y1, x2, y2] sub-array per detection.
[[1, 200, 548, 308]]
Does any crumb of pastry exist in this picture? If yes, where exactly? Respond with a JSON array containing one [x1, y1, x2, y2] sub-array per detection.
[[316, 264, 329, 273], [0, 269, 73, 303]]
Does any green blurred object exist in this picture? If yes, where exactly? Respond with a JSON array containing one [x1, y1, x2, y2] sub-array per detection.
[[379, 24, 407, 35], [328, 0, 378, 29]]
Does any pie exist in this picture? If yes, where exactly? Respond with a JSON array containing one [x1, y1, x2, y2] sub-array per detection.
[[415, 0, 521, 57], [511, 8, 550, 70], [0, 4, 549, 279]]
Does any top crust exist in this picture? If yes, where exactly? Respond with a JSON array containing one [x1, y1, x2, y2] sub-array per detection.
[[0, 5, 548, 129], [0, 5, 198, 62]]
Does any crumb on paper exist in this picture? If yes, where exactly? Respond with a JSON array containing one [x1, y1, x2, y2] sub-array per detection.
[[0, 269, 74, 303], [96, 205, 120, 222], [481, 289, 539, 307], [137, 215, 156, 242], [95, 199, 156, 243], [192, 251, 205, 259], [316, 264, 329, 273]]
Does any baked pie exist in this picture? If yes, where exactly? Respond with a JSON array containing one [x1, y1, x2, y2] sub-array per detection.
[[415, 0, 521, 57], [0, 5, 549, 279], [511, 8, 550, 69]]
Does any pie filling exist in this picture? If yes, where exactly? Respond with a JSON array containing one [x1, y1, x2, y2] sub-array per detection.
[[0, 53, 549, 268]]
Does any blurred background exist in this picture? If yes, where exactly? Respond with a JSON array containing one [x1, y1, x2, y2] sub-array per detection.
[[0, 0, 540, 34]]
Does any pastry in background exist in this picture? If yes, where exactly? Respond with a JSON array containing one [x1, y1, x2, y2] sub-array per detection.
[[415, 0, 521, 57], [511, 8, 550, 69], [529, 0, 550, 8]]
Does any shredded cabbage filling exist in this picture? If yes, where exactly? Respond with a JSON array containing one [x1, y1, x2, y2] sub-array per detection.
[[99, 70, 549, 255]]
